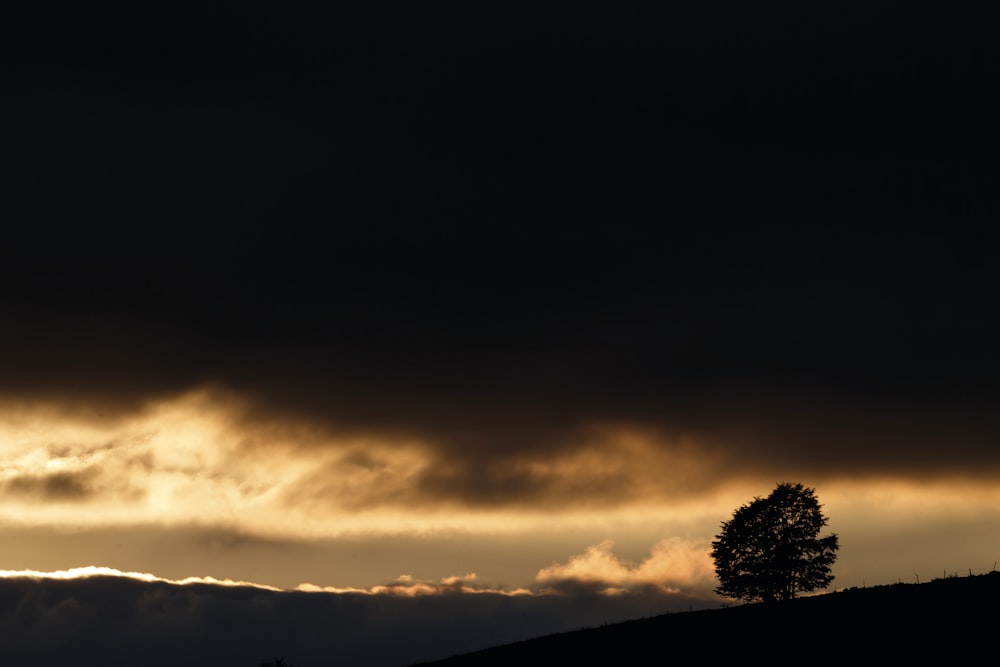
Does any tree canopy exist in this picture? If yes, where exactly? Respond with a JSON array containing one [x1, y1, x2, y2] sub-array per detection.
[[710, 482, 839, 603]]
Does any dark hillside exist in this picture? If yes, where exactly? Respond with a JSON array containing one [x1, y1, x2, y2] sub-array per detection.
[[413, 572, 1000, 664]]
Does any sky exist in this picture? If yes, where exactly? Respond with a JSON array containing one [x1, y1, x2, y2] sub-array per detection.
[[2, 2, 999, 665]]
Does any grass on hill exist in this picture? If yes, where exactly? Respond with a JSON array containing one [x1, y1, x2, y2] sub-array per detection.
[[411, 571, 1000, 665]]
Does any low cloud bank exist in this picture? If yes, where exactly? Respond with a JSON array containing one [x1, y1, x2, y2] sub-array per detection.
[[0, 573, 719, 667], [0, 566, 281, 590]]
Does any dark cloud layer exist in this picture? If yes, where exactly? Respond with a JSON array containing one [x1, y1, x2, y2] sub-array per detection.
[[3, 3, 999, 488], [0, 576, 713, 667], [3, 469, 94, 500]]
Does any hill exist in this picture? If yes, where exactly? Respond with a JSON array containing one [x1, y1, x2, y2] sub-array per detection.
[[412, 572, 1000, 664]]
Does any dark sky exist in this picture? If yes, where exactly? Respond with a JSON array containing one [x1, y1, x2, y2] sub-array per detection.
[[1, 0, 999, 551], [3, 3, 999, 513], [5, 1, 998, 412], [2, 5, 1000, 665]]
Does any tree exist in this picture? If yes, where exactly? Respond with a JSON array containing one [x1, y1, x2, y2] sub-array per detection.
[[710, 482, 839, 603]]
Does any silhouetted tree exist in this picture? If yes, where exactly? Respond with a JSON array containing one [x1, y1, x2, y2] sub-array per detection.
[[711, 482, 839, 603]]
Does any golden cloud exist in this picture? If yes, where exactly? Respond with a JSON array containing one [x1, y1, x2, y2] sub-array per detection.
[[4, 386, 1000, 552], [535, 537, 716, 595]]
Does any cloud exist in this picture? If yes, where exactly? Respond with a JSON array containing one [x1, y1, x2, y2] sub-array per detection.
[[0, 566, 280, 590], [296, 572, 533, 597], [0, 388, 723, 532], [3, 469, 97, 500], [5, 383, 1000, 544], [0, 571, 720, 667], [2, 1, 997, 508], [0, 426, 150, 507], [536, 538, 716, 595]]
